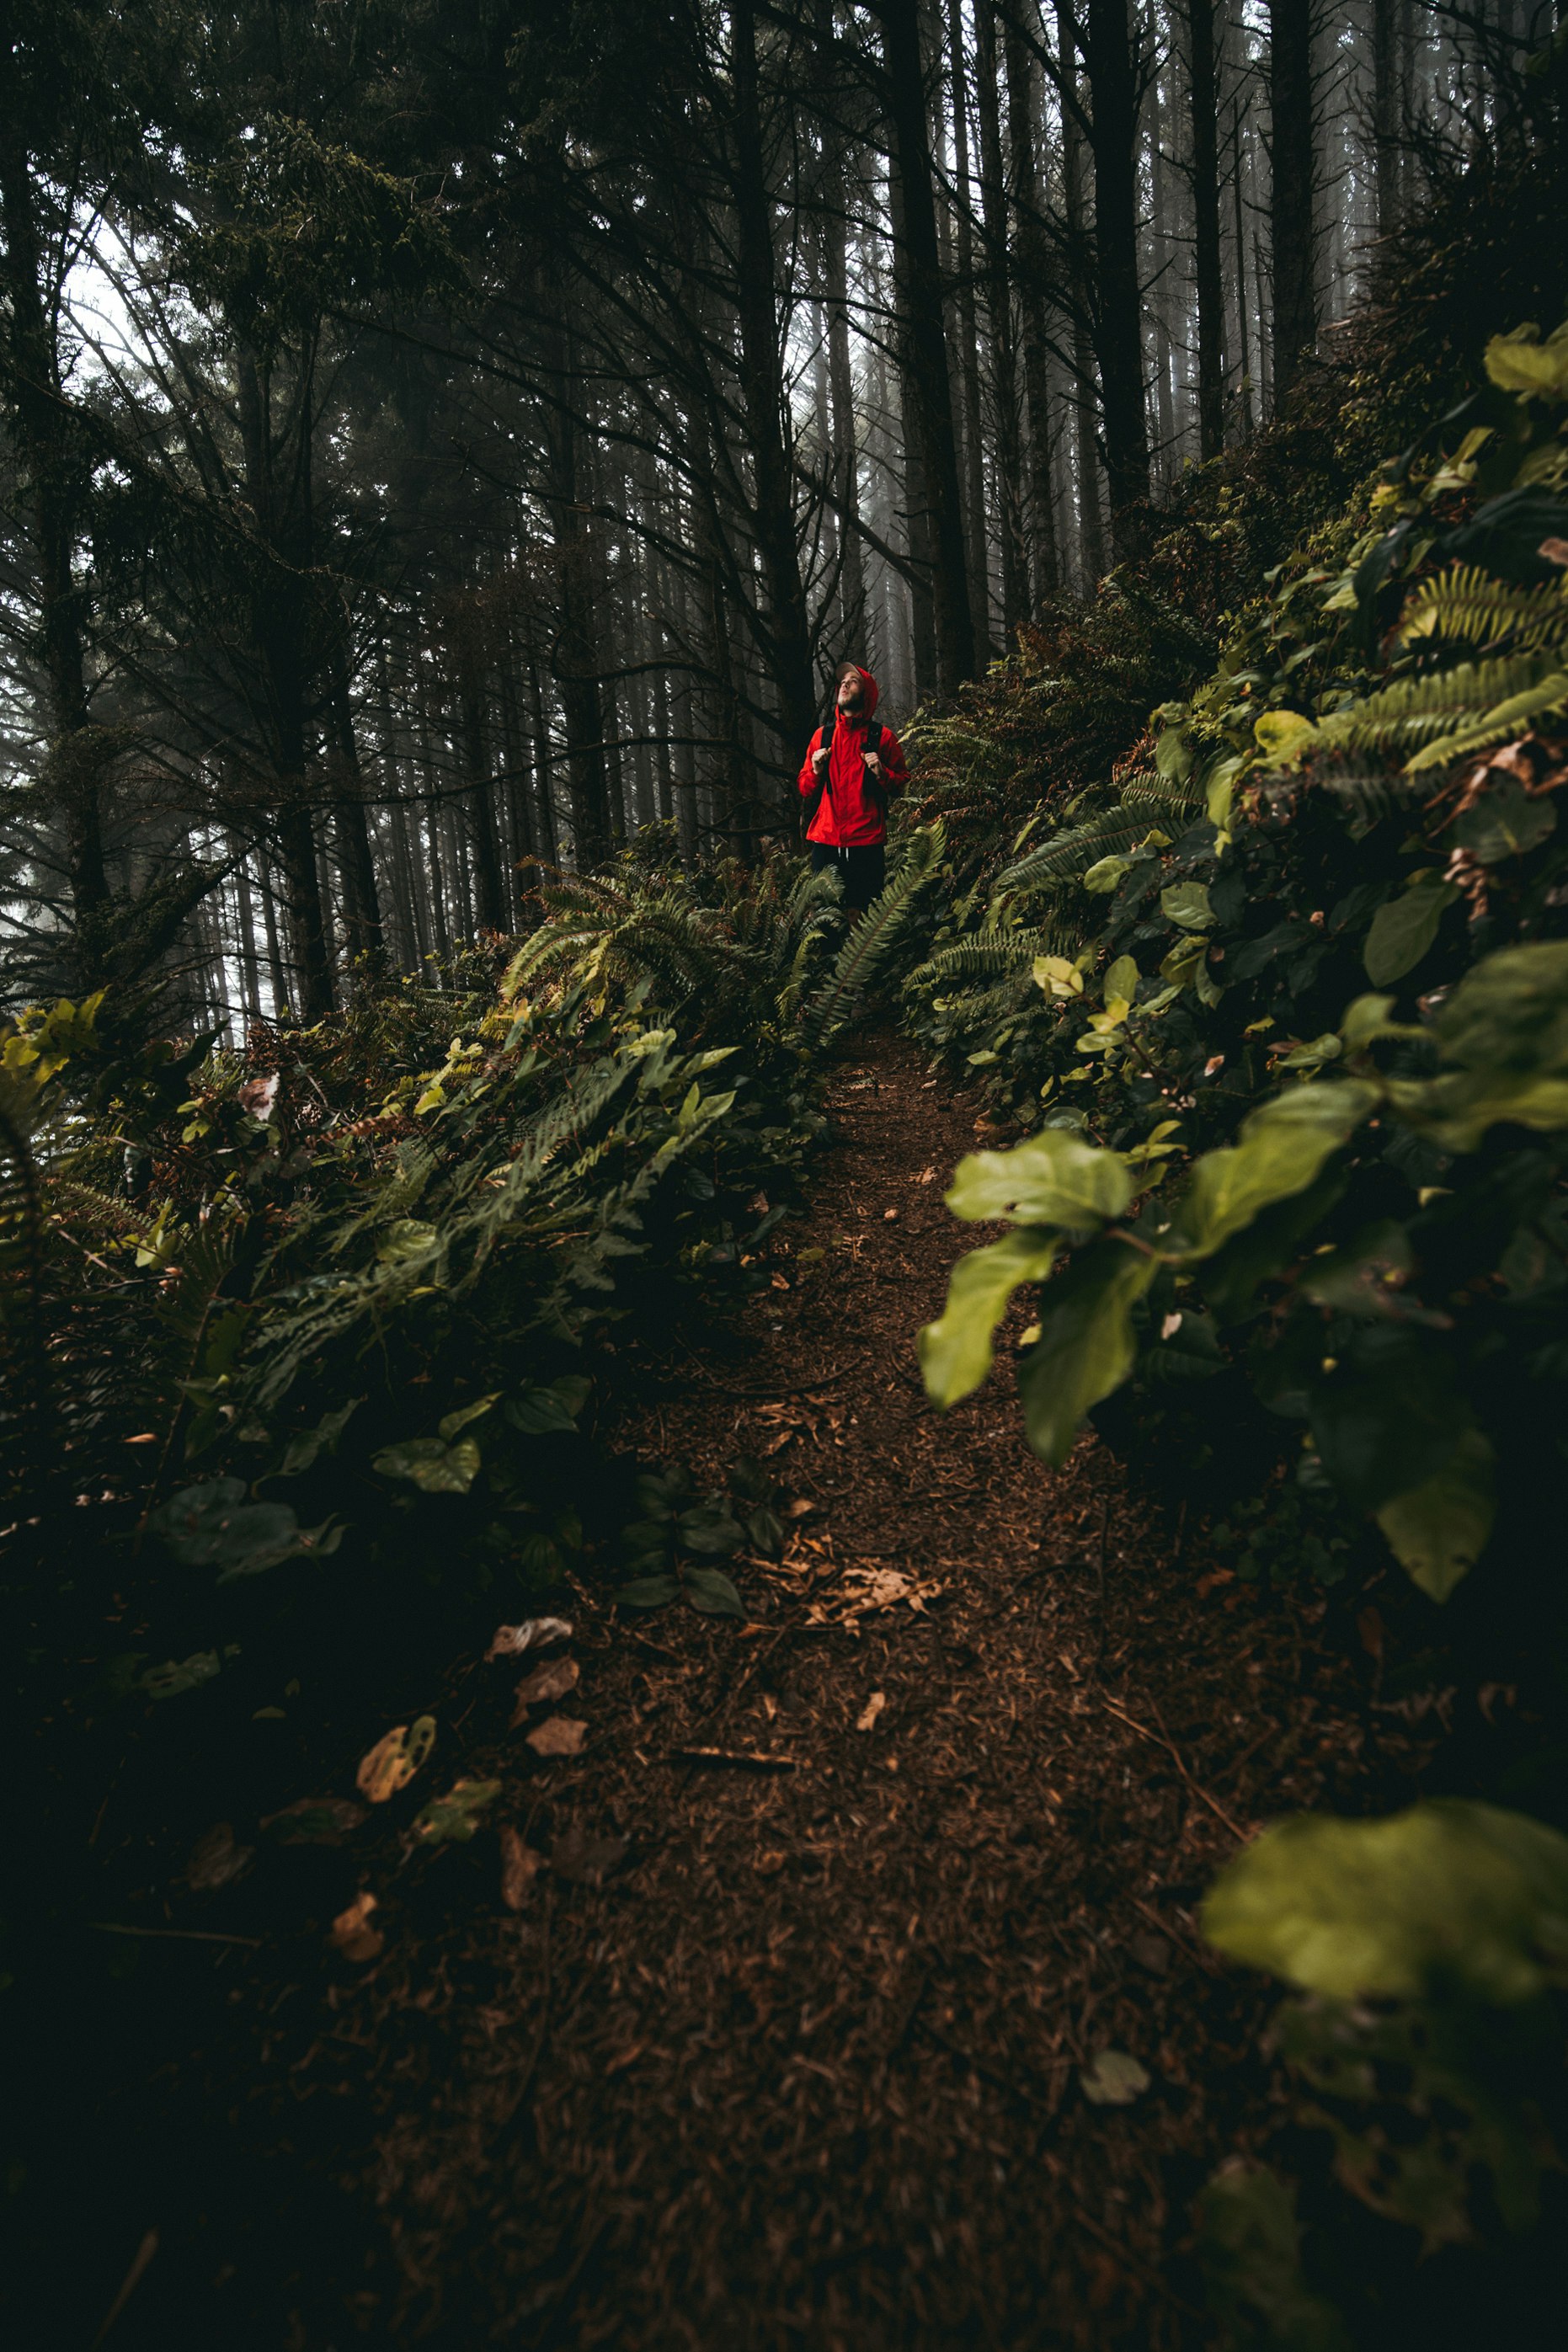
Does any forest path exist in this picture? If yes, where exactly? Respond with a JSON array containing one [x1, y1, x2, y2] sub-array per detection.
[[306, 1039, 1344, 2350], [77, 1042, 1383, 2352]]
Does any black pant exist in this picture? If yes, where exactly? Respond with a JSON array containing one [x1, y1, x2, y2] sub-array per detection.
[[810, 841, 886, 912]]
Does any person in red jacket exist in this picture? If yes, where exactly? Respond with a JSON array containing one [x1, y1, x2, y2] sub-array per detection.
[[797, 661, 909, 913]]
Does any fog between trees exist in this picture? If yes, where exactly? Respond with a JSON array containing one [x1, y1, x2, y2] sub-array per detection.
[[0, 0, 1536, 1023]]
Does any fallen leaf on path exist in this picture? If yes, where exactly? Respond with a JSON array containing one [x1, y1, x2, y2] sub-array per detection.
[[412, 1778, 502, 1843], [856, 1691, 887, 1732], [804, 1564, 946, 1631], [185, 1823, 253, 1891], [1080, 2049, 1150, 2106], [511, 1656, 580, 1721], [917, 1165, 936, 1184], [526, 1715, 587, 1757], [551, 1824, 628, 1886], [784, 1498, 818, 1519], [487, 1616, 573, 1661], [261, 1796, 366, 1845], [329, 1891, 383, 1963], [356, 1715, 436, 1803], [499, 1827, 546, 1910], [882, 1207, 899, 1221]]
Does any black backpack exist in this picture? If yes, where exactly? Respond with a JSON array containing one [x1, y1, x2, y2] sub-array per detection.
[[803, 703, 884, 835]]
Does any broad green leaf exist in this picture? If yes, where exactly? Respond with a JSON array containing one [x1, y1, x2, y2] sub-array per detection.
[[1254, 710, 1318, 762], [1160, 880, 1215, 931], [280, 1399, 360, 1476], [438, 1394, 499, 1442], [1374, 1427, 1496, 1601], [141, 1651, 222, 1701], [919, 1228, 1060, 1408], [372, 1435, 482, 1493], [1389, 1065, 1568, 1152], [1309, 1331, 1472, 1513], [505, 1374, 591, 1436], [150, 1480, 334, 1579], [684, 1565, 746, 1617], [1173, 1083, 1380, 1260], [1103, 954, 1139, 1005], [677, 1500, 745, 1556], [1202, 1799, 1568, 2003], [1016, 1241, 1158, 1466], [945, 1129, 1131, 1231], [1083, 853, 1133, 894], [1451, 777, 1557, 864], [613, 1572, 681, 1609], [1428, 939, 1568, 1075], [1484, 324, 1568, 401], [412, 1778, 503, 1843], [1032, 954, 1085, 998], [1363, 879, 1459, 986], [1200, 2166, 1353, 2352]]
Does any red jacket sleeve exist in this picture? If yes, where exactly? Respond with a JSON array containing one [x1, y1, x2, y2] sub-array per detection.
[[797, 725, 824, 797], [877, 727, 909, 794]]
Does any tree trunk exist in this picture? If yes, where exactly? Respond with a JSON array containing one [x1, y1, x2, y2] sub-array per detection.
[[1004, 12, 1060, 602], [946, 0, 995, 657], [1371, 0, 1400, 247], [879, 0, 975, 696], [328, 664, 387, 978], [1083, 0, 1154, 559], [1056, 2, 1107, 588], [0, 141, 109, 947], [1268, 0, 1318, 410], [729, 0, 819, 757], [1185, 0, 1226, 458], [975, 0, 1028, 635]]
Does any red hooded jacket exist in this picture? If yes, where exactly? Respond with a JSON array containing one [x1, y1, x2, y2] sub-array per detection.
[[797, 666, 909, 847]]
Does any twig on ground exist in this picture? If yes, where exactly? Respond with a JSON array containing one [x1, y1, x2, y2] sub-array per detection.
[[92, 2228, 159, 2348], [1101, 1699, 1249, 1843], [667, 1747, 797, 1771], [89, 1923, 262, 1948]]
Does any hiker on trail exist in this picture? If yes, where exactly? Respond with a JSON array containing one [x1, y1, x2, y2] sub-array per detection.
[[798, 662, 909, 915]]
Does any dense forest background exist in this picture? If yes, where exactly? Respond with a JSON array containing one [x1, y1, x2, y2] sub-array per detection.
[[0, 0, 1549, 1022]]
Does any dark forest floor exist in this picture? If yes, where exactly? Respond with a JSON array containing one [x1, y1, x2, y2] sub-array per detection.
[[30, 1041, 1432, 2351]]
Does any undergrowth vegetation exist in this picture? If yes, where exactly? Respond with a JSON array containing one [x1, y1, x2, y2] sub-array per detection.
[[913, 330, 1568, 2339]]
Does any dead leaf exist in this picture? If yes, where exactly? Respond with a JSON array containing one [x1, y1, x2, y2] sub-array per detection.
[[486, 1616, 573, 1661], [803, 1563, 945, 1632], [1080, 2049, 1149, 2106], [411, 1778, 502, 1843], [355, 1715, 436, 1802], [186, 1823, 253, 1891], [500, 1827, 546, 1910], [329, 1891, 383, 1963], [917, 1166, 936, 1184], [237, 1072, 280, 1121], [784, 1497, 818, 1519], [525, 1715, 587, 1757], [882, 1207, 899, 1221], [551, 1824, 628, 1886], [260, 1795, 367, 1845], [510, 1656, 580, 1723], [856, 1691, 887, 1733]]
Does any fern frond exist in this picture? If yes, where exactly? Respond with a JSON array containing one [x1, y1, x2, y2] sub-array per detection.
[[1316, 653, 1562, 760], [1395, 565, 1568, 658], [992, 807, 1160, 897], [798, 824, 945, 1052]]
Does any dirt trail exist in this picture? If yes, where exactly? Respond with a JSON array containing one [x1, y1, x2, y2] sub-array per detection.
[[77, 1043, 1403, 2350]]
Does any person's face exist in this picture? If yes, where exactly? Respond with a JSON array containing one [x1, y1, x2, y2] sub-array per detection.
[[836, 671, 862, 712]]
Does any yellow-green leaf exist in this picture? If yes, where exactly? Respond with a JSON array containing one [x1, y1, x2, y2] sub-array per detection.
[[1375, 1427, 1496, 1602], [919, 1228, 1059, 1408]]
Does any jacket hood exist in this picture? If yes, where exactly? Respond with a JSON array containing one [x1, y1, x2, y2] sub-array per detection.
[[839, 664, 878, 720]]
